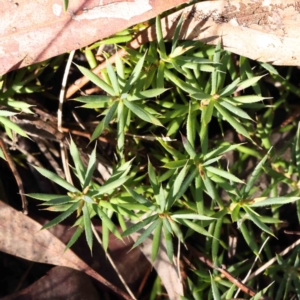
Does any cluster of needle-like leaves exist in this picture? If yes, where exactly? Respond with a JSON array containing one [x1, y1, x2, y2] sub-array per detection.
[[20, 13, 300, 300]]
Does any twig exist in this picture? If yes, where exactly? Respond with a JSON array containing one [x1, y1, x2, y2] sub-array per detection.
[[66, 48, 128, 99], [137, 266, 151, 297], [58, 50, 75, 184], [14, 262, 34, 293], [284, 230, 300, 235], [177, 237, 182, 282], [215, 266, 256, 297], [234, 237, 270, 298], [247, 237, 300, 281], [59, 50, 75, 132], [65, 27, 157, 99], [61, 127, 112, 144], [91, 223, 137, 300], [1, 135, 43, 168], [0, 137, 28, 214], [188, 244, 257, 297], [35, 138, 65, 179], [72, 110, 87, 130]]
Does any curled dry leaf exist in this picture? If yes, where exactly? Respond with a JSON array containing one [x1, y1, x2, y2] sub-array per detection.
[[0, 200, 132, 300], [1, 0, 300, 76], [0, 0, 189, 75], [160, 0, 300, 65]]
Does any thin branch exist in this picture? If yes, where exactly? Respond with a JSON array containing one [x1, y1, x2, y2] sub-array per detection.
[[66, 47, 128, 99], [65, 28, 156, 99], [58, 50, 75, 184], [188, 244, 257, 298], [0, 137, 28, 214], [247, 237, 300, 281], [234, 237, 270, 298], [177, 238, 182, 282], [91, 223, 137, 300], [2, 135, 43, 168]]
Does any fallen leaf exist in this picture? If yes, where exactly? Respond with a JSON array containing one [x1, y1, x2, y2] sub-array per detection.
[[40, 216, 151, 292], [0, 200, 132, 300], [2, 0, 300, 76], [65, 0, 300, 98], [2, 266, 100, 300], [163, 0, 300, 65], [0, 0, 189, 75], [127, 221, 184, 300]]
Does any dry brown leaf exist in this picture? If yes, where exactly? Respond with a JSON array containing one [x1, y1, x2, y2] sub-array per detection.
[[0, 0, 300, 74], [127, 221, 183, 300], [162, 0, 300, 65], [0, 200, 132, 300], [2, 266, 100, 300], [0, 0, 189, 75], [1, 0, 300, 76], [43, 217, 151, 292], [65, 0, 300, 98], [128, 0, 300, 66]]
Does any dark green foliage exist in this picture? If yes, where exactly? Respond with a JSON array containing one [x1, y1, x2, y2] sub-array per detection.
[[3, 13, 300, 300]]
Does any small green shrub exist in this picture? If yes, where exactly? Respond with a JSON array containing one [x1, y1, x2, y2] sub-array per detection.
[[2, 13, 300, 300]]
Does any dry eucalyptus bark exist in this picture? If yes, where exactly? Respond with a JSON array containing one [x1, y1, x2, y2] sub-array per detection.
[[2, 0, 300, 74], [136, 0, 300, 65]]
